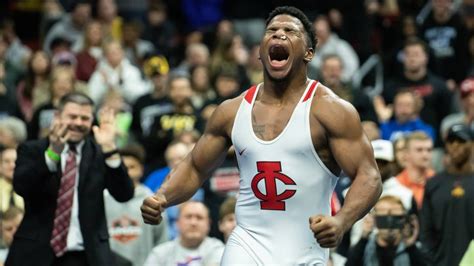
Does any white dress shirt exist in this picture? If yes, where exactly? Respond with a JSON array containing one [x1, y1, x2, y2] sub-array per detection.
[[45, 141, 121, 251]]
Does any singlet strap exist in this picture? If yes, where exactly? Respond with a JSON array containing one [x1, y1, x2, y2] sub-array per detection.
[[302, 80, 319, 103], [244, 85, 258, 104]]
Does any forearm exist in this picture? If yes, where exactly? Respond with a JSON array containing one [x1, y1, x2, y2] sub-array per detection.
[[105, 162, 134, 202], [337, 170, 382, 232], [157, 155, 206, 207]]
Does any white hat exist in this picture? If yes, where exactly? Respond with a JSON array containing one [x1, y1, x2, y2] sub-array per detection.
[[371, 139, 394, 162]]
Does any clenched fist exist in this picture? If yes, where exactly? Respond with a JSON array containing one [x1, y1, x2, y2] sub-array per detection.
[[309, 215, 346, 248], [141, 193, 167, 225]]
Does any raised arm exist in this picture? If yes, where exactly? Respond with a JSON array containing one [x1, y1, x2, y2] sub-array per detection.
[[141, 98, 239, 224], [310, 91, 382, 248]]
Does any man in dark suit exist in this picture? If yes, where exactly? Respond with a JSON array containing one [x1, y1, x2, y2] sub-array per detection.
[[6, 92, 134, 266]]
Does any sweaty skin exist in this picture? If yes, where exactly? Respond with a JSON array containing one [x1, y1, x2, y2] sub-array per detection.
[[141, 13, 382, 249]]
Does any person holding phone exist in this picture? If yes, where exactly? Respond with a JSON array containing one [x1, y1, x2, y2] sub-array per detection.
[[346, 195, 427, 266]]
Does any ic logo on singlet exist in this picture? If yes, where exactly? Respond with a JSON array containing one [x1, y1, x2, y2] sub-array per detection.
[[251, 161, 296, 210]]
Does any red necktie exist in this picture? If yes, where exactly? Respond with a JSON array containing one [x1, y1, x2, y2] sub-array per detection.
[[50, 147, 77, 257]]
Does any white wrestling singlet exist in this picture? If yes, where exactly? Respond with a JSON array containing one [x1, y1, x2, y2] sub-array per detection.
[[222, 80, 338, 265]]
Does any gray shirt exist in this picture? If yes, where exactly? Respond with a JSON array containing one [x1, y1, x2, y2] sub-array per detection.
[[104, 185, 168, 266], [144, 237, 224, 266]]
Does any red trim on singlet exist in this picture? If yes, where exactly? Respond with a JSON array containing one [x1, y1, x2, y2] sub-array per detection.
[[244, 85, 257, 104], [302, 81, 318, 102]]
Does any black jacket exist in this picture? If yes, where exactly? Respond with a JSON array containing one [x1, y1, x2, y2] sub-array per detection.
[[6, 137, 134, 266]]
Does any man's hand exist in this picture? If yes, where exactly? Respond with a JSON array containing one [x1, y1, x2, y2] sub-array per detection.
[[48, 119, 70, 153], [93, 107, 117, 152], [309, 215, 347, 248], [141, 193, 167, 225]]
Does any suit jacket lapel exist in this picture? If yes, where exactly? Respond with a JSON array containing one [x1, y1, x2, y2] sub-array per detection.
[[78, 138, 94, 193]]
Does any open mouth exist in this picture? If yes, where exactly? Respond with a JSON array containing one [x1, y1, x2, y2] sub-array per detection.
[[268, 44, 289, 68]]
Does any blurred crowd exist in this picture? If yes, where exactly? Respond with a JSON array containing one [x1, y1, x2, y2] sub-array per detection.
[[0, 0, 473, 265]]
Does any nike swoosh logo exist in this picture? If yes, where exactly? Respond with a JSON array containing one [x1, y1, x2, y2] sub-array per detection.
[[238, 148, 247, 156]]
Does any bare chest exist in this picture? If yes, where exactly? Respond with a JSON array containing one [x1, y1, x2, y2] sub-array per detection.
[[250, 101, 339, 175], [251, 103, 295, 141]]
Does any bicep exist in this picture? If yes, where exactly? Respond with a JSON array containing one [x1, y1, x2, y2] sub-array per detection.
[[326, 102, 378, 180]]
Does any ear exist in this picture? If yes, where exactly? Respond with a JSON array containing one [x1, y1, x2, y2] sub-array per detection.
[[304, 48, 314, 63]]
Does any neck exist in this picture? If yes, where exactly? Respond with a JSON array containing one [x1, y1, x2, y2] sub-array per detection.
[[52, 96, 61, 106], [35, 75, 45, 84], [447, 157, 473, 175], [180, 238, 202, 249], [152, 88, 166, 98], [404, 68, 426, 81], [262, 75, 308, 104], [407, 166, 428, 184], [1, 176, 12, 184]]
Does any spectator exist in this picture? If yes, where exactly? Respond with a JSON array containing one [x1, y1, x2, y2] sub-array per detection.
[[393, 135, 408, 175], [176, 43, 210, 75], [143, 73, 197, 170], [6, 92, 134, 265], [218, 196, 237, 243], [143, 201, 225, 266], [396, 131, 435, 209], [0, 145, 23, 213], [384, 15, 420, 78], [441, 77, 474, 139], [88, 40, 148, 105], [349, 139, 416, 246], [189, 64, 216, 111], [39, 0, 64, 44], [0, 117, 27, 148], [142, 3, 178, 64], [121, 20, 155, 67], [420, 0, 469, 83], [43, 0, 91, 54], [75, 20, 104, 82], [246, 44, 264, 85], [309, 16, 359, 82], [0, 207, 24, 264], [209, 34, 250, 90], [15, 51, 51, 122], [96, 0, 123, 41], [28, 67, 78, 140], [383, 37, 453, 146], [0, 60, 21, 120], [0, 19, 31, 73], [104, 144, 168, 266], [421, 123, 474, 266], [37, 52, 89, 109], [210, 65, 243, 105], [346, 196, 426, 266], [131, 55, 173, 144], [320, 54, 377, 122], [375, 88, 436, 141]]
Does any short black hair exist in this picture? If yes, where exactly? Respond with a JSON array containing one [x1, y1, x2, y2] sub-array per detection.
[[119, 144, 146, 164], [404, 37, 429, 54], [266, 6, 317, 50], [58, 92, 94, 112]]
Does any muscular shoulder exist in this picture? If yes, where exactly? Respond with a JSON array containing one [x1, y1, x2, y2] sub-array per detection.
[[312, 84, 362, 137]]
